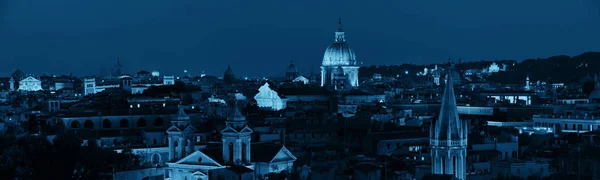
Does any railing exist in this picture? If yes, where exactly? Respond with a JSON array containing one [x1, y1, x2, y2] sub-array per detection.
[[534, 114, 599, 120], [430, 139, 467, 147]]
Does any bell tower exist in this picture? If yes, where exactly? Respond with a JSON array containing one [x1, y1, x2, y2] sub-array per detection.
[[221, 103, 253, 165], [430, 63, 468, 180], [166, 105, 196, 161]]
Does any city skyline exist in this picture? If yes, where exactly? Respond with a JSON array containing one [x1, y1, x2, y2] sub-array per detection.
[[2, 0, 599, 77]]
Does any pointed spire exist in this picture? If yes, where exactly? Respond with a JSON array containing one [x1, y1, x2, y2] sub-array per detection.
[[228, 105, 246, 122], [176, 104, 190, 120], [434, 66, 462, 140]]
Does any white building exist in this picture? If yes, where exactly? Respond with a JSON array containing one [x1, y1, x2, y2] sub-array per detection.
[[163, 75, 175, 85], [488, 62, 500, 73], [293, 76, 309, 85], [320, 19, 359, 88], [9, 77, 14, 91], [254, 83, 287, 111], [18, 76, 42, 91]]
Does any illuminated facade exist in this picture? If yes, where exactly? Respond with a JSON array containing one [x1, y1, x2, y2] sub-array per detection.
[[18, 76, 43, 91], [9, 77, 14, 91], [254, 83, 287, 110], [524, 74, 530, 91], [320, 19, 359, 88], [430, 67, 467, 180], [292, 76, 309, 85]]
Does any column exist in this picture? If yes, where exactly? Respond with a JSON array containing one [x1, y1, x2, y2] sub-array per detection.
[[245, 138, 251, 163], [168, 137, 174, 160], [234, 139, 242, 164], [187, 136, 194, 155], [179, 137, 185, 159]]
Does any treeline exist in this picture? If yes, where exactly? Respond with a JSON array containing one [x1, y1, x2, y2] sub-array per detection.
[[488, 52, 600, 84], [358, 51, 600, 84]]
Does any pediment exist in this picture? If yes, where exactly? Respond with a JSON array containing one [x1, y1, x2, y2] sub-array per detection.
[[166, 125, 182, 132], [270, 146, 297, 163], [175, 151, 223, 167], [21, 76, 40, 82], [240, 126, 253, 133], [191, 171, 207, 177], [220, 126, 238, 133], [184, 125, 197, 132]]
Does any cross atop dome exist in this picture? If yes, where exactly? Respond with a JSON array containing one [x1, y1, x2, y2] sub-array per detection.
[[337, 17, 343, 31]]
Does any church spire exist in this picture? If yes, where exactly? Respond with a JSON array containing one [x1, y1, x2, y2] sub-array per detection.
[[176, 104, 190, 121], [434, 65, 462, 140]]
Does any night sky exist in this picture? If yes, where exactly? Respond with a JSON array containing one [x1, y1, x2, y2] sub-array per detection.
[[1, 0, 599, 77]]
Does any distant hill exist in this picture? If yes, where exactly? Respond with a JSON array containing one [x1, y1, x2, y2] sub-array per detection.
[[359, 51, 600, 84]]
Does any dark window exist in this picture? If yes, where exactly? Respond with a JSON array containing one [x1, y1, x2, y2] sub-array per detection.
[[154, 117, 164, 126], [71, 121, 80, 128], [84, 120, 93, 129], [103, 119, 111, 128], [228, 142, 234, 163], [242, 143, 247, 163], [137, 118, 146, 128], [120, 119, 128, 128], [153, 139, 157, 145]]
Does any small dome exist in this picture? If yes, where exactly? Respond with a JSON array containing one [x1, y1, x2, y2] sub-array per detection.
[[286, 61, 297, 73], [322, 19, 357, 67]]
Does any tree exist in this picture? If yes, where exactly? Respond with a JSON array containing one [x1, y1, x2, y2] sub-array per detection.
[[583, 81, 595, 95]]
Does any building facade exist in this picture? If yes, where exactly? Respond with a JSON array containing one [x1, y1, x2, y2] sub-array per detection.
[[18, 76, 43, 91]]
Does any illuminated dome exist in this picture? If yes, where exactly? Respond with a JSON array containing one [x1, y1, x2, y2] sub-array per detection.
[[322, 19, 356, 67]]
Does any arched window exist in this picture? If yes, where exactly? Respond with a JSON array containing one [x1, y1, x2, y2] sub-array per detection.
[[137, 118, 146, 128], [103, 119, 111, 128], [84, 120, 94, 129], [120, 119, 128, 128], [442, 156, 446, 174], [228, 142, 234, 163], [154, 117, 164, 127], [151, 153, 160, 165], [242, 143, 247, 163], [71, 121, 80, 128], [512, 151, 517, 159], [174, 140, 179, 159], [453, 156, 457, 175]]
